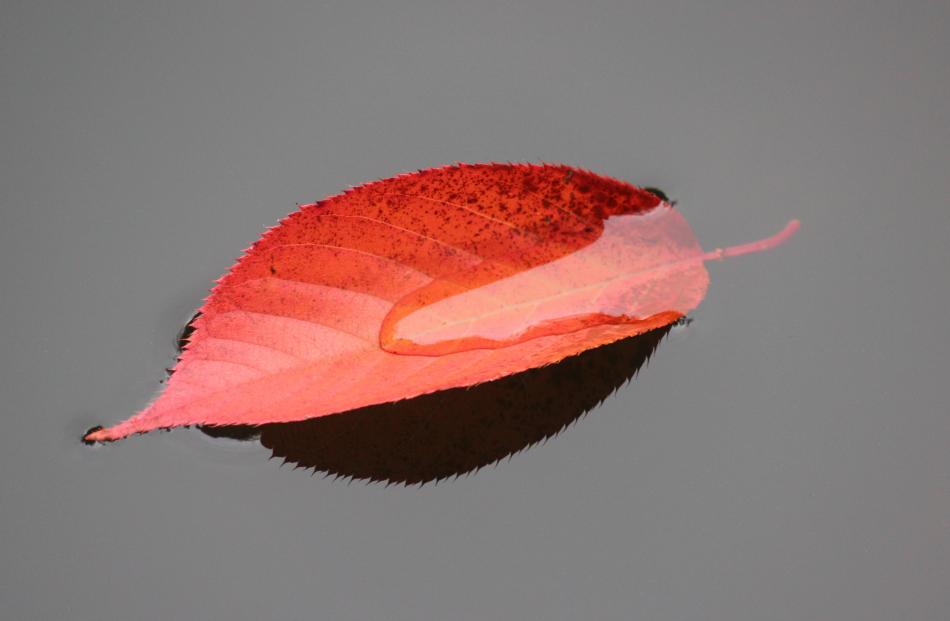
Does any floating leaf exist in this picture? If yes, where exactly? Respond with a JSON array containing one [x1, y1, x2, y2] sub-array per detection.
[[86, 163, 797, 442]]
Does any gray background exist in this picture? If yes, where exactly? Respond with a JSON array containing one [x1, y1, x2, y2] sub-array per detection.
[[2, 1, 948, 619]]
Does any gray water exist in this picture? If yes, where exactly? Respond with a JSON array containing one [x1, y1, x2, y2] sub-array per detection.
[[2, 1, 948, 619]]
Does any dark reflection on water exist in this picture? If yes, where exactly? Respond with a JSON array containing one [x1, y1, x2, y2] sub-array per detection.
[[200, 326, 671, 485]]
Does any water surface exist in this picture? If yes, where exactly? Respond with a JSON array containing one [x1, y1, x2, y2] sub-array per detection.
[[2, 2, 948, 620]]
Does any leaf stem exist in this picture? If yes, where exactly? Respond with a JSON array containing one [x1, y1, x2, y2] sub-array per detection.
[[703, 219, 800, 262]]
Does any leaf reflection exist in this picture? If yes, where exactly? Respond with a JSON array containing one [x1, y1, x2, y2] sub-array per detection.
[[201, 326, 670, 485]]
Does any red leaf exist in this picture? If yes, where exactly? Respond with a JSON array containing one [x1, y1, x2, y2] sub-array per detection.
[[86, 163, 797, 442]]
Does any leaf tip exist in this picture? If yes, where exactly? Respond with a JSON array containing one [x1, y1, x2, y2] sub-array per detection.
[[82, 425, 107, 445], [82, 422, 133, 444]]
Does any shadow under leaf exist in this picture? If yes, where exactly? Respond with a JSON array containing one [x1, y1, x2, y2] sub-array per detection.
[[200, 326, 671, 485]]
